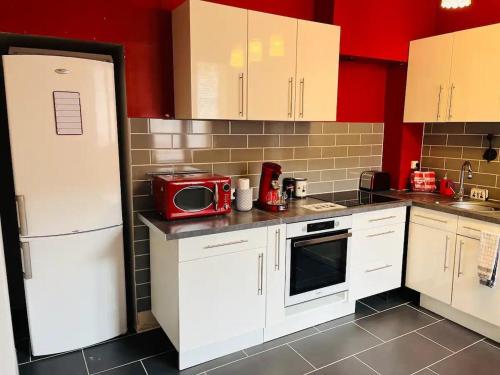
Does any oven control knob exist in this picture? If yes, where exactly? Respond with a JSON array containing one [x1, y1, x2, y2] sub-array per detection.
[[223, 183, 231, 192]]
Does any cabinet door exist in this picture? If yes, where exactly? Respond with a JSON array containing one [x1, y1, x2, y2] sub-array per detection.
[[350, 223, 405, 301], [179, 248, 265, 350], [404, 34, 454, 123], [189, 0, 247, 119], [406, 223, 455, 304], [248, 11, 297, 121], [452, 236, 500, 326], [295, 20, 340, 121], [265, 225, 287, 326], [449, 24, 500, 122]]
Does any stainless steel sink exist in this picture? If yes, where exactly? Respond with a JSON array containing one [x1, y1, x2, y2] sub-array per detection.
[[446, 201, 500, 212]]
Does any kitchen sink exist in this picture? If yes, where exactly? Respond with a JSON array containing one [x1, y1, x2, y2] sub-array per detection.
[[446, 201, 500, 212]]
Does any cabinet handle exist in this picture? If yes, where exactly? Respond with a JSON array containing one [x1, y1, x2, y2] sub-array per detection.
[[457, 240, 464, 277], [369, 215, 396, 223], [365, 264, 393, 273], [239, 73, 244, 117], [258, 253, 264, 295], [274, 228, 280, 271], [287, 77, 293, 118], [444, 235, 449, 271], [20, 241, 32, 279], [16, 195, 28, 237], [463, 226, 481, 232], [448, 84, 455, 120], [203, 239, 248, 249], [414, 214, 448, 224], [299, 78, 305, 118], [436, 85, 443, 121], [366, 230, 395, 238]]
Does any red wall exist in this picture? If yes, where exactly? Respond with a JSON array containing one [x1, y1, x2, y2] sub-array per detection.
[[435, 0, 500, 34], [333, 0, 438, 62], [0, 0, 316, 118]]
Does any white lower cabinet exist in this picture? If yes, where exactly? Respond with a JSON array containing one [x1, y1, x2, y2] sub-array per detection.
[[350, 207, 406, 301], [265, 225, 287, 326], [406, 222, 456, 304]]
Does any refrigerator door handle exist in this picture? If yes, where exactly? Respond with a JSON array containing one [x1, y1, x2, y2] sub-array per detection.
[[16, 195, 28, 236], [20, 241, 32, 279]]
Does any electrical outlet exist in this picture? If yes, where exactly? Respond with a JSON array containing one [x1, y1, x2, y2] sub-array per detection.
[[470, 188, 488, 201]]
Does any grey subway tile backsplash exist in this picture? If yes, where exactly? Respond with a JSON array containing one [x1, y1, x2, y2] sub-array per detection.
[[128, 118, 384, 313]]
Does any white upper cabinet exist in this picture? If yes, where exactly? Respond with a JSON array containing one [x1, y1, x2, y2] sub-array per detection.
[[172, 0, 247, 120], [172, 0, 340, 121], [404, 34, 453, 123], [404, 23, 500, 123], [247, 11, 297, 121], [295, 20, 340, 121], [449, 24, 500, 122]]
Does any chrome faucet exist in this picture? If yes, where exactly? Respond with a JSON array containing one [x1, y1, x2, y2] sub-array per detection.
[[455, 160, 473, 201]]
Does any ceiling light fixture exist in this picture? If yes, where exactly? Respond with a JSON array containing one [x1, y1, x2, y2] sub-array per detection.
[[441, 0, 472, 9]]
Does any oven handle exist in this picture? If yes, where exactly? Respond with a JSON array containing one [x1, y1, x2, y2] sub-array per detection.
[[293, 232, 352, 248]]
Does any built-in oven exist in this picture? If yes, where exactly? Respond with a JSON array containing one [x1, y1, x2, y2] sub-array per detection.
[[285, 215, 352, 306]]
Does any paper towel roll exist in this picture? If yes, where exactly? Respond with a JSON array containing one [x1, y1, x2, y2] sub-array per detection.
[[238, 178, 250, 190]]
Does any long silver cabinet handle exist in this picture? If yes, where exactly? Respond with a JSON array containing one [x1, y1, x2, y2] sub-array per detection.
[[274, 228, 280, 271], [299, 78, 305, 118], [414, 214, 448, 224], [365, 264, 393, 273], [448, 84, 455, 120], [457, 240, 464, 277], [16, 195, 28, 236], [294, 232, 352, 248], [287, 77, 293, 118], [258, 253, 264, 295], [366, 230, 395, 238], [239, 73, 244, 117], [203, 239, 249, 249], [436, 85, 443, 121], [462, 226, 480, 232], [20, 241, 32, 279], [369, 215, 396, 222], [444, 235, 449, 271]]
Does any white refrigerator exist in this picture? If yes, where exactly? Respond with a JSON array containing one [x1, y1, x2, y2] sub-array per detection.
[[2, 54, 127, 356]]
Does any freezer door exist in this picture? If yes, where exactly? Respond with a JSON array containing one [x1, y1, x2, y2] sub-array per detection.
[[3, 55, 122, 237], [22, 226, 126, 356]]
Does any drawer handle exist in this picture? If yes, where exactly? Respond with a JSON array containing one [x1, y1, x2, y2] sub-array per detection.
[[203, 239, 249, 249], [369, 215, 397, 222], [365, 264, 393, 273], [367, 230, 395, 238], [414, 214, 448, 224], [462, 226, 480, 232]]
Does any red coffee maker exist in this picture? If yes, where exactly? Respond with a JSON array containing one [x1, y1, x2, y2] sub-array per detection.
[[256, 162, 288, 212]]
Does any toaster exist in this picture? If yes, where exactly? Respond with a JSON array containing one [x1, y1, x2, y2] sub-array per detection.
[[359, 171, 391, 192]]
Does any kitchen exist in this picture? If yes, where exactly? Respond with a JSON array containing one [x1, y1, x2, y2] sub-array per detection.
[[0, 0, 499, 374]]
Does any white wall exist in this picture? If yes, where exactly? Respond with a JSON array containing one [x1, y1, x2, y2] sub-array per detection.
[[0, 218, 19, 375]]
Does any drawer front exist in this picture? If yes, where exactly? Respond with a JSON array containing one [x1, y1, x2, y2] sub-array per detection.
[[179, 227, 268, 262], [457, 216, 500, 240], [352, 207, 406, 230], [410, 206, 458, 233], [350, 261, 403, 301]]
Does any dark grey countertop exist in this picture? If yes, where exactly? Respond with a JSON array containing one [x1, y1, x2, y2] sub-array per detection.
[[138, 195, 411, 240], [376, 190, 500, 225]]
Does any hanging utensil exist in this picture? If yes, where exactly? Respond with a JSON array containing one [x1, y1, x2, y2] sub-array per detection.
[[483, 134, 498, 163]]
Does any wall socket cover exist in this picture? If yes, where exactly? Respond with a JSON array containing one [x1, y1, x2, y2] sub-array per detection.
[[470, 188, 488, 201]]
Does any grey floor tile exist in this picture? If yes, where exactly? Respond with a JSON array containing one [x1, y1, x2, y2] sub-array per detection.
[[84, 329, 173, 373], [143, 350, 246, 375], [413, 369, 437, 375], [407, 303, 444, 320], [316, 302, 377, 331], [359, 289, 413, 311], [417, 320, 483, 351], [289, 323, 382, 368], [357, 332, 452, 375], [485, 338, 500, 349], [356, 305, 437, 341], [311, 357, 377, 375], [207, 345, 313, 375], [99, 362, 147, 374], [431, 341, 500, 375], [245, 327, 318, 355], [19, 351, 88, 375]]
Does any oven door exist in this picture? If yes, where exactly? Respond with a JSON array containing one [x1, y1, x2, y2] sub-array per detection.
[[285, 230, 351, 307]]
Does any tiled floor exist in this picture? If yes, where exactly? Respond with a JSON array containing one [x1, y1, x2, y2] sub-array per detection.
[[17, 291, 500, 375]]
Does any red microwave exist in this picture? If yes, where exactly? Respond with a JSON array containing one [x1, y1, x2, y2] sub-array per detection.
[[153, 174, 232, 220]]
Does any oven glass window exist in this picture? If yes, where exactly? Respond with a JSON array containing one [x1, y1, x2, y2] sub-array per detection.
[[290, 230, 348, 296], [174, 186, 214, 212]]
